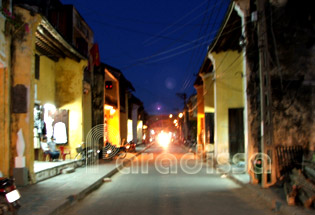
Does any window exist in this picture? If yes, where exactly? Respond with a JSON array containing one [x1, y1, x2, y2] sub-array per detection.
[[35, 54, 40, 80]]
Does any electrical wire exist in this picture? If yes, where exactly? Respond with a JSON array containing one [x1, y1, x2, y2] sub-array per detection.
[[180, 0, 214, 92], [120, 18, 249, 70], [142, 0, 210, 45], [92, 19, 191, 43], [181, 0, 227, 92], [143, 0, 225, 47]]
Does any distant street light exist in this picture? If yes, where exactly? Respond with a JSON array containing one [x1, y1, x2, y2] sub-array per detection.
[[178, 112, 183, 118], [169, 114, 173, 118]]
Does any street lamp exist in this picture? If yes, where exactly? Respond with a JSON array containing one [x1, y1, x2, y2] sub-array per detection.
[[178, 112, 183, 118], [169, 114, 173, 118]]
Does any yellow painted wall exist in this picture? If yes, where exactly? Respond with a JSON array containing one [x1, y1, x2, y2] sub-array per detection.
[[120, 111, 128, 143], [211, 51, 244, 156], [83, 92, 92, 141], [106, 109, 120, 146], [104, 69, 120, 146], [35, 55, 56, 104], [34, 53, 91, 159], [0, 13, 11, 177], [55, 58, 88, 156], [10, 7, 41, 181], [202, 73, 215, 113], [8, 6, 89, 181], [195, 85, 205, 146], [0, 65, 10, 177]]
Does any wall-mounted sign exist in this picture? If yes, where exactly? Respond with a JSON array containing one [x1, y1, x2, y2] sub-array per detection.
[[12, 84, 28, 113]]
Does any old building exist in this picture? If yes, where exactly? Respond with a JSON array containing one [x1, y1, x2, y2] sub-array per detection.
[[241, 0, 314, 186], [92, 63, 136, 149], [196, 0, 315, 187], [0, 0, 96, 183], [128, 94, 146, 144], [195, 1, 246, 163]]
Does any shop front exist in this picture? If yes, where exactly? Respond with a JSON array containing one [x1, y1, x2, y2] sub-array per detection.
[[33, 104, 69, 162]]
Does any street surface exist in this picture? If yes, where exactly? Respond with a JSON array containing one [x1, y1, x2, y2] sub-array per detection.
[[62, 143, 280, 215]]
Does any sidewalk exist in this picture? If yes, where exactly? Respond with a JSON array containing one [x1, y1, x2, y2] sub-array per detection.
[[18, 144, 151, 215], [181, 144, 313, 215], [227, 171, 313, 215]]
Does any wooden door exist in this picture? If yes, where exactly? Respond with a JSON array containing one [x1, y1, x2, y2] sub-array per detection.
[[228, 108, 244, 158]]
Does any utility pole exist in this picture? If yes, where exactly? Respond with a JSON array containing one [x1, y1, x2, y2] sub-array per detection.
[[257, 0, 275, 187], [176, 93, 188, 140]]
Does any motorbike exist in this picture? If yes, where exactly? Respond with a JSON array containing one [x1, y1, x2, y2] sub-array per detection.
[[103, 142, 127, 159], [125, 141, 136, 152], [74, 143, 99, 165], [0, 177, 21, 215], [183, 139, 197, 150]]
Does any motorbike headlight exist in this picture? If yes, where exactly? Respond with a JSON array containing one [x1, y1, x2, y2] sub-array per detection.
[[126, 145, 130, 149]]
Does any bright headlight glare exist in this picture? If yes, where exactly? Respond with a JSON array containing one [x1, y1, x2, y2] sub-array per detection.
[[157, 132, 171, 148]]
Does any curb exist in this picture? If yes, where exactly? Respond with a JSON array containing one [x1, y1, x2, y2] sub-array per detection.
[[50, 144, 153, 215], [226, 174, 312, 215]]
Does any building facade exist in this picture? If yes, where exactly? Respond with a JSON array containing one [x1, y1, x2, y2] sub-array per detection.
[[0, 0, 95, 183]]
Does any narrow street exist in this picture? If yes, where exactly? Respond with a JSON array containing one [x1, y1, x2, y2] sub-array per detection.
[[62, 144, 280, 215]]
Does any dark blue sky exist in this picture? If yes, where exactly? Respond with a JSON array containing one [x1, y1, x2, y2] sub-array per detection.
[[61, 0, 230, 115]]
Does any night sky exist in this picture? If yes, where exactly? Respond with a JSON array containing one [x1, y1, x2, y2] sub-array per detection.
[[61, 0, 230, 115]]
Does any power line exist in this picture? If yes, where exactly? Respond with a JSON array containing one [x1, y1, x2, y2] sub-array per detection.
[[180, 0, 214, 92], [181, 4, 283, 93], [181, 0, 227, 92], [92, 19, 191, 43], [120, 16, 248, 70], [144, 1, 224, 47], [142, 0, 210, 45], [121, 39, 217, 69]]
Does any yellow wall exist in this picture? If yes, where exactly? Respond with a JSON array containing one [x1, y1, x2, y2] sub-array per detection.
[[10, 7, 41, 180], [120, 111, 128, 143], [7, 6, 89, 181], [0, 65, 10, 177], [83, 92, 92, 141], [210, 51, 244, 156], [105, 109, 120, 146], [35, 55, 56, 104], [195, 85, 205, 146], [34, 53, 90, 158], [104, 69, 120, 146], [0, 13, 11, 177], [55, 58, 87, 156], [202, 73, 215, 113]]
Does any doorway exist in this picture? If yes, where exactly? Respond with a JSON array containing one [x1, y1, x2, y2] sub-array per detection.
[[228, 108, 244, 159]]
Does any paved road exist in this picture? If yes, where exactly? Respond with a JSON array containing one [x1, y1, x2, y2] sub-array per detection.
[[62, 144, 281, 215]]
